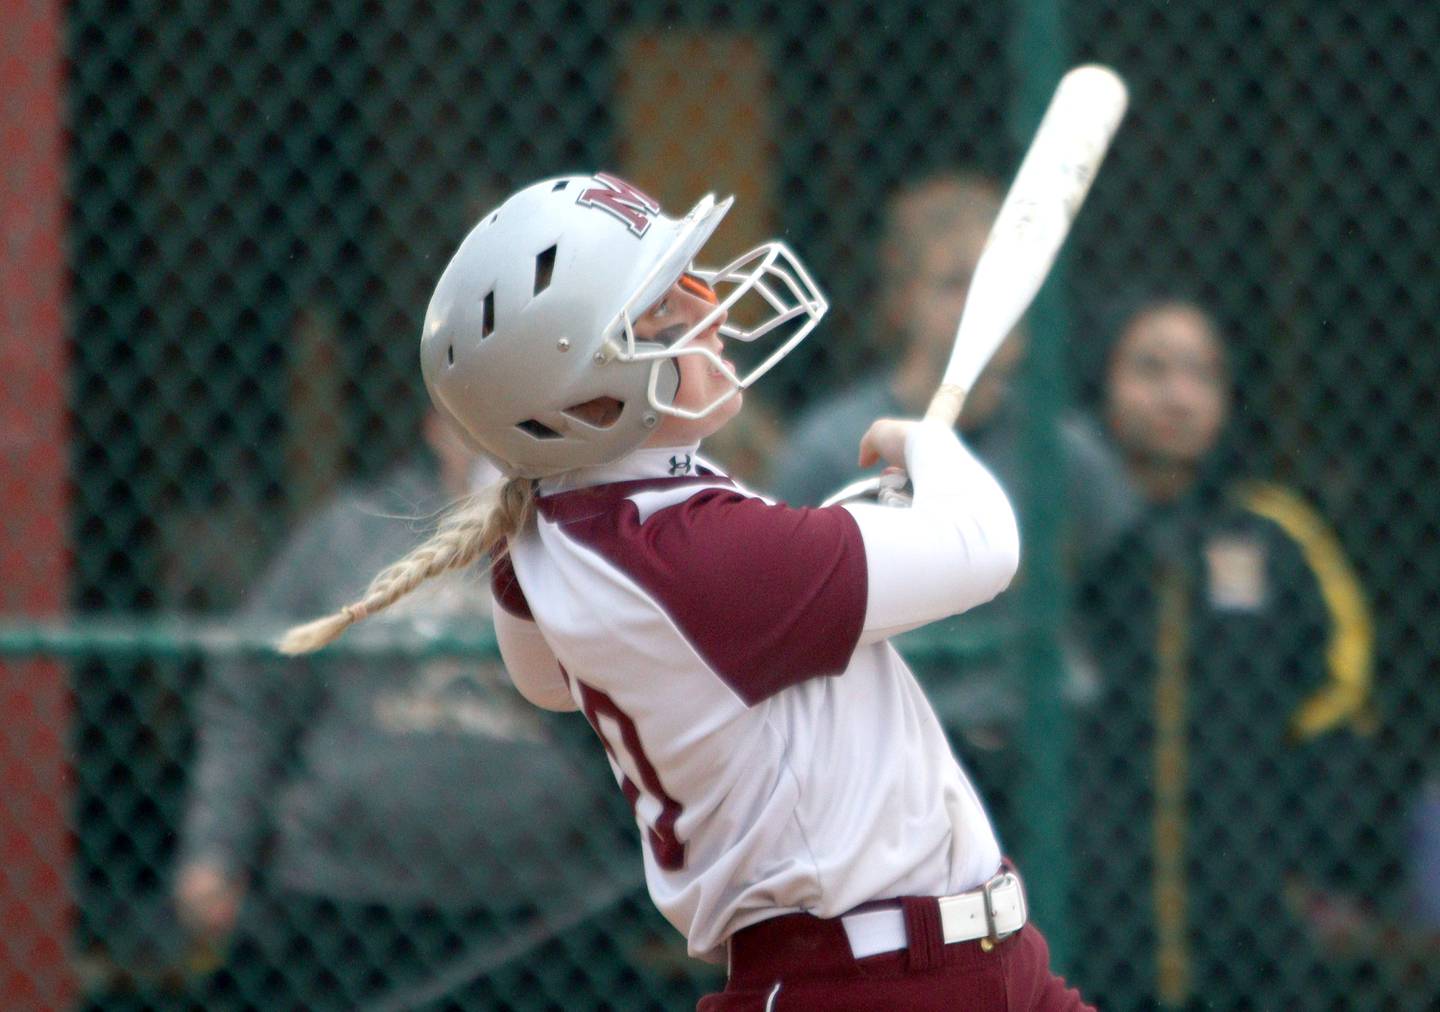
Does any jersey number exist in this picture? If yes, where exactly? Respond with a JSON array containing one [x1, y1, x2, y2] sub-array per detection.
[[575, 679, 687, 871]]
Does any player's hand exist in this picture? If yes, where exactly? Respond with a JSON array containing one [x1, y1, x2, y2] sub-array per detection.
[[175, 860, 246, 943], [857, 418, 918, 470]]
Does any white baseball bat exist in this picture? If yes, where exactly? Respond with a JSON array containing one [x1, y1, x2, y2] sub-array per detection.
[[924, 64, 1129, 427]]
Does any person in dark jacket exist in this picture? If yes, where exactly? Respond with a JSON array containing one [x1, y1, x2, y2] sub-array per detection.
[[1071, 298, 1376, 1009]]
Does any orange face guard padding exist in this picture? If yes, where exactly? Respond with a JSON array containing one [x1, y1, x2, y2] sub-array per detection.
[[679, 272, 719, 304]]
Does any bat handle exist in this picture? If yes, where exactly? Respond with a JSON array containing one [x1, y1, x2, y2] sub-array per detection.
[[924, 383, 966, 429]]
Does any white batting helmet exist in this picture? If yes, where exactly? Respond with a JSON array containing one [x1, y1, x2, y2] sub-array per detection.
[[420, 172, 828, 478]]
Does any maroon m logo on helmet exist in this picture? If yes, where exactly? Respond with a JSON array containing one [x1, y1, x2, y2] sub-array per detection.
[[576, 173, 662, 237]]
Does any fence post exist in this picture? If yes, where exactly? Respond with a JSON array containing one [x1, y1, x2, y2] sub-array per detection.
[[1009, 0, 1075, 972], [0, 1, 74, 1007]]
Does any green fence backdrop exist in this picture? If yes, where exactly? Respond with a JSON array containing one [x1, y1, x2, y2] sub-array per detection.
[[2, 0, 1438, 1008]]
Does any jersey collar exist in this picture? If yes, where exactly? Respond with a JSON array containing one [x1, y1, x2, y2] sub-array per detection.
[[539, 443, 706, 495]]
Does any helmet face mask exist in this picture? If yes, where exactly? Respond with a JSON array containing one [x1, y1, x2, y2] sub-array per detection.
[[620, 243, 830, 422], [420, 173, 828, 477]]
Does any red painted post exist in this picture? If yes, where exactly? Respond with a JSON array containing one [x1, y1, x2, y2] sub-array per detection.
[[0, 1, 75, 1007]]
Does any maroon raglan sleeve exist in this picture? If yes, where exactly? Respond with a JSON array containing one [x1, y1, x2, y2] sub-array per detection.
[[489, 547, 533, 619], [612, 490, 869, 705]]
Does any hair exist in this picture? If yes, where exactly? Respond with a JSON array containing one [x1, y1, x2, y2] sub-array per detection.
[[1072, 288, 1230, 409], [1104, 294, 1230, 382], [276, 475, 536, 655]]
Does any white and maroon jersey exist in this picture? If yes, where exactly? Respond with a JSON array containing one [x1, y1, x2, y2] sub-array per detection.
[[491, 422, 1019, 962]]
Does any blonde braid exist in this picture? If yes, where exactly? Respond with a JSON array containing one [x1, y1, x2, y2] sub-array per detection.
[[277, 475, 536, 655]]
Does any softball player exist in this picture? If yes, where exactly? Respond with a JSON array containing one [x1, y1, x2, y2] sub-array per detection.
[[282, 172, 1092, 1010]]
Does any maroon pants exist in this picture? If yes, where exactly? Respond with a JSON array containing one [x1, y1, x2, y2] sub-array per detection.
[[699, 901, 1093, 1012]]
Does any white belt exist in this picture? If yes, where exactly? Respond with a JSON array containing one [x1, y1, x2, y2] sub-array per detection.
[[840, 871, 1028, 960]]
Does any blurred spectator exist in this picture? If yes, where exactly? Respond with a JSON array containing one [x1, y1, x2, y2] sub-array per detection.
[[1072, 298, 1376, 1008], [766, 171, 1140, 815], [766, 170, 1137, 583], [173, 411, 632, 1009], [767, 171, 1136, 561]]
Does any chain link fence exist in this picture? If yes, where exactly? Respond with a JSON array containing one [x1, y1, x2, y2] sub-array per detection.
[[3, 0, 1438, 1007]]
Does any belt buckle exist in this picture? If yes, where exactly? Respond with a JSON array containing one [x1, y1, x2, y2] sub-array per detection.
[[979, 871, 1023, 952], [979, 874, 1001, 952]]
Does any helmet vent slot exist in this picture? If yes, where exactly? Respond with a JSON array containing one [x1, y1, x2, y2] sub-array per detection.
[[562, 396, 624, 430], [533, 245, 557, 296], [481, 291, 495, 338], [551, 180, 569, 192], [516, 418, 562, 440], [446, 344, 454, 365]]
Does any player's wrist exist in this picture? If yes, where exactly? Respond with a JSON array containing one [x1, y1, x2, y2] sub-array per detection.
[[904, 419, 960, 467]]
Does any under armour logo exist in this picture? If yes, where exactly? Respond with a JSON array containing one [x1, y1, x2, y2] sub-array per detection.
[[668, 454, 692, 476]]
